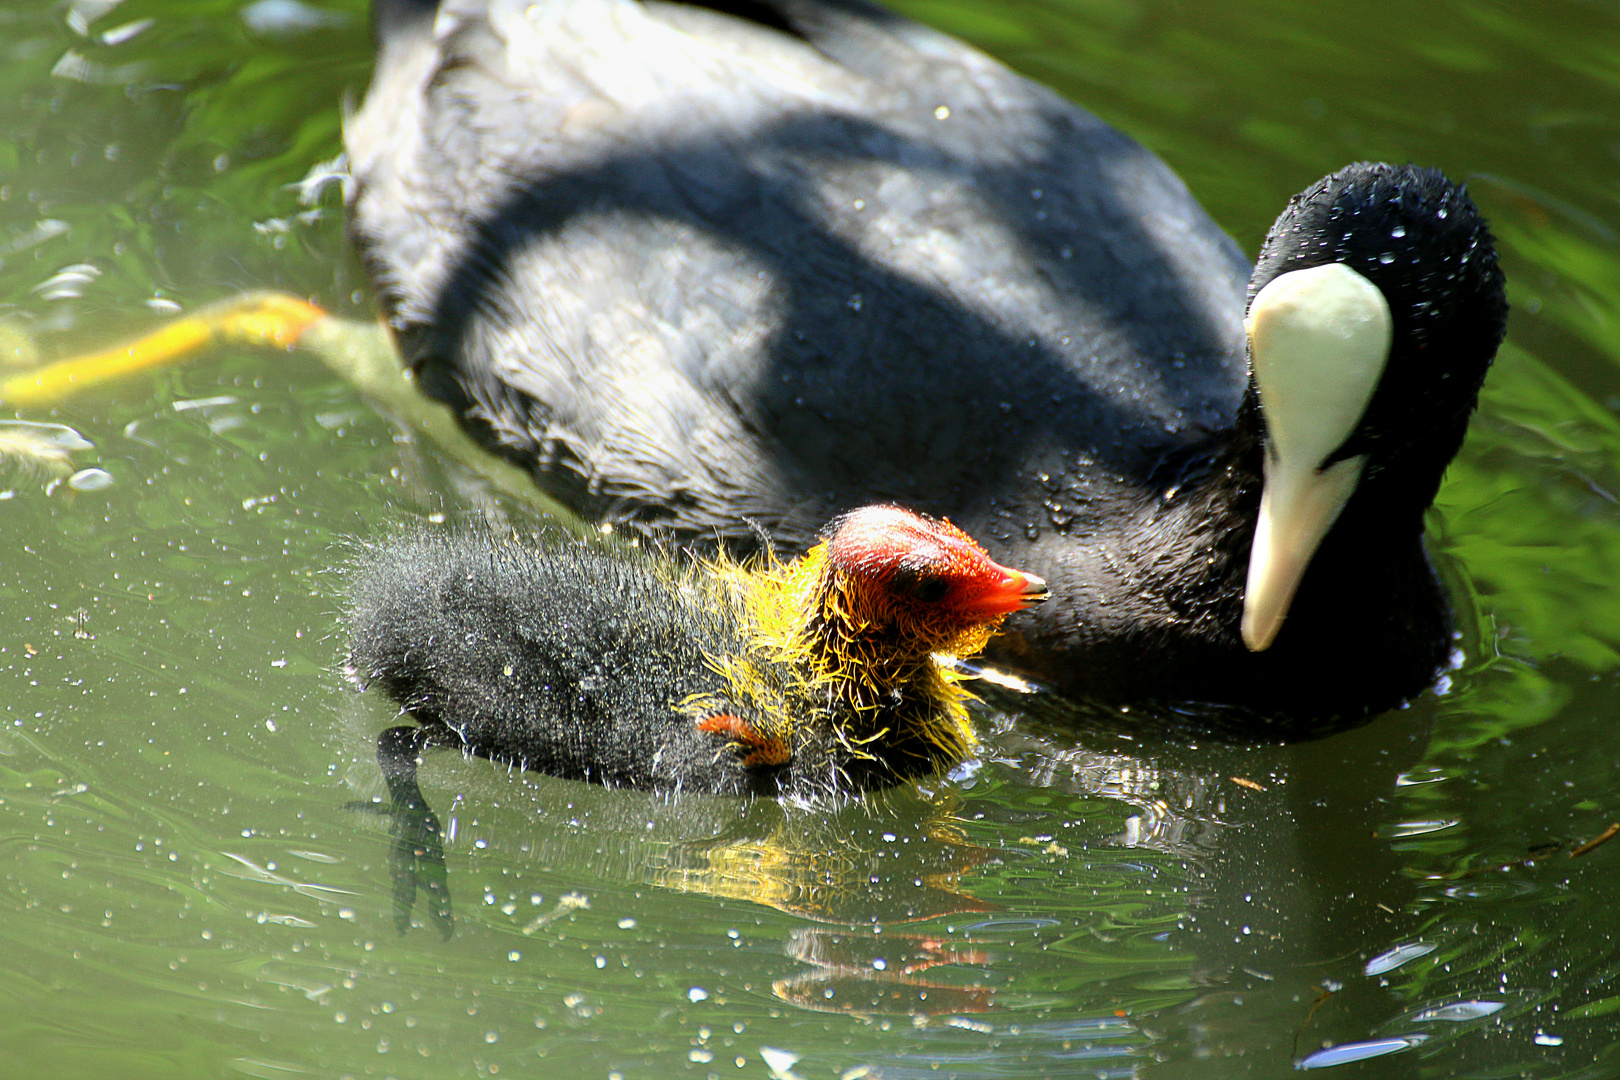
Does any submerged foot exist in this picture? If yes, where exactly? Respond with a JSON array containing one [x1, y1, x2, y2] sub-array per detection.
[[348, 724, 455, 939]]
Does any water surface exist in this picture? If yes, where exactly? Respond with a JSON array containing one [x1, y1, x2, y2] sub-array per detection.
[[3, 1, 1620, 1077]]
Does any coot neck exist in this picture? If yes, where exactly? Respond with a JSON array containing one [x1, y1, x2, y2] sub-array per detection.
[[1182, 378, 1450, 646]]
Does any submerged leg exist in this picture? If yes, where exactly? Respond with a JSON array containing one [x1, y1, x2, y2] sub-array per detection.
[[0, 291, 326, 405], [373, 723, 455, 939]]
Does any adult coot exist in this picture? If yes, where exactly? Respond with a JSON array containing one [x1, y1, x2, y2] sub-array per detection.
[[347, 505, 1048, 797], [346, 0, 1508, 726]]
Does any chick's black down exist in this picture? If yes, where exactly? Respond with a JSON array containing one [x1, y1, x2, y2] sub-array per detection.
[[347, 533, 779, 795]]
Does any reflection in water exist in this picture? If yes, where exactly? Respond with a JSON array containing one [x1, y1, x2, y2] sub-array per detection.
[[338, 652, 1555, 1071], [6, 298, 1618, 1076], [989, 700, 1439, 1073], [651, 812, 996, 926], [353, 708, 1186, 1028], [363, 718, 1000, 941], [1365, 942, 1439, 977], [775, 929, 995, 1015]]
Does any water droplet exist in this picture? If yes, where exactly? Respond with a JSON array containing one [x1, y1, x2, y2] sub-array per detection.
[[1297, 1036, 1426, 1069], [933, 105, 950, 120], [0, 420, 92, 452], [1024, 523, 1040, 541], [68, 467, 113, 491], [847, 293, 863, 312], [1378, 252, 1395, 265], [1391, 225, 1407, 238], [1437, 206, 1448, 219], [1412, 1000, 1503, 1022], [1365, 941, 1436, 975], [760, 1049, 800, 1075]]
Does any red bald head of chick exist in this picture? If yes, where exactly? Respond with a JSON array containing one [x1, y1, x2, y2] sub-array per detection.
[[815, 505, 1049, 662]]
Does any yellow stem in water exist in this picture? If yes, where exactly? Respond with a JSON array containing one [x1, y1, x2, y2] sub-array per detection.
[[0, 292, 326, 405]]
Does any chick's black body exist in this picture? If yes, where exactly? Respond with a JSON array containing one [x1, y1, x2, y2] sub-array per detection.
[[346, 521, 1016, 797], [349, 533, 773, 794]]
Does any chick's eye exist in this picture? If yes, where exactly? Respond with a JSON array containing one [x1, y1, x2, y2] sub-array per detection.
[[892, 567, 951, 604]]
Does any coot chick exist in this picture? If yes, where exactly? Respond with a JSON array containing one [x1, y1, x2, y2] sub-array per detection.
[[347, 0, 1507, 728], [346, 505, 1048, 797]]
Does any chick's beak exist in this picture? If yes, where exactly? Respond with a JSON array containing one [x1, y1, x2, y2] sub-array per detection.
[[971, 565, 1049, 616], [1013, 570, 1049, 605]]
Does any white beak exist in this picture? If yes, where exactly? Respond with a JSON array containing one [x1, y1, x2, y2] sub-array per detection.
[[1241, 263, 1392, 652]]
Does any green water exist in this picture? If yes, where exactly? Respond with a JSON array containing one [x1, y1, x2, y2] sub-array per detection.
[[3, 1, 1620, 1077]]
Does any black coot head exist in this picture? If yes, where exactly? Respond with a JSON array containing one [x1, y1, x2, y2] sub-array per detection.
[[1240, 163, 1507, 651], [1251, 162, 1506, 483]]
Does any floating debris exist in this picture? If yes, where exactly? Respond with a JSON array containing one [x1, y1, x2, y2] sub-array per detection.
[[521, 892, 589, 936], [1571, 822, 1620, 858]]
